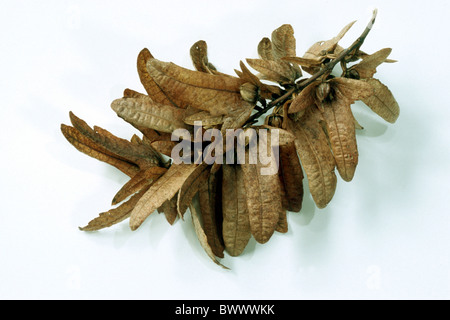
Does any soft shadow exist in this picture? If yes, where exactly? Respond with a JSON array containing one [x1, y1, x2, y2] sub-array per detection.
[[288, 177, 334, 268], [352, 102, 389, 138], [291, 208, 334, 268], [287, 176, 317, 227], [294, 195, 316, 227], [355, 109, 424, 229]]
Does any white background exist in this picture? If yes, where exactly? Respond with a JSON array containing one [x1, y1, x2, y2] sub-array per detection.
[[1, 0, 449, 300]]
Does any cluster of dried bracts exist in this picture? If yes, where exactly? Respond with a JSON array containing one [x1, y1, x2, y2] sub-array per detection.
[[61, 10, 399, 267]]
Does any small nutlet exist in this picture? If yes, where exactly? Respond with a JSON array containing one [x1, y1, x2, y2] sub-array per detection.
[[315, 82, 331, 103], [267, 115, 283, 128], [240, 82, 258, 103]]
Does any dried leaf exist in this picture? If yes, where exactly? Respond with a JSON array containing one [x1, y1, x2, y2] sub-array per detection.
[[198, 170, 225, 258], [241, 147, 283, 244], [189, 200, 228, 269], [140, 129, 172, 144], [158, 194, 179, 225], [258, 125, 296, 146], [257, 37, 274, 60], [271, 24, 296, 59], [222, 164, 251, 256], [303, 20, 356, 62], [362, 78, 400, 123], [246, 58, 298, 85], [177, 163, 210, 218], [237, 61, 282, 98], [129, 163, 199, 230], [349, 48, 392, 79], [286, 108, 337, 208], [220, 103, 254, 132], [137, 48, 178, 107], [189, 40, 231, 77], [278, 143, 304, 212], [123, 88, 147, 99], [268, 114, 303, 212], [61, 124, 139, 177], [190, 40, 214, 73], [129, 134, 143, 146], [68, 112, 161, 169], [111, 95, 191, 133], [146, 59, 250, 115], [278, 163, 290, 211], [309, 78, 373, 182], [112, 166, 167, 205], [64, 112, 160, 168], [150, 140, 178, 157], [235, 62, 257, 87], [79, 185, 150, 231], [322, 93, 359, 182], [282, 56, 322, 68], [184, 110, 225, 126], [95, 127, 156, 165], [301, 20, 356, 74], [288, 82, 320, 114], [275, 209, 288, 233], [331, 77, 374, 101]]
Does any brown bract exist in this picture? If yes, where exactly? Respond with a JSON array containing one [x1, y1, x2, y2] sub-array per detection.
[[61, 11, 400, 267]]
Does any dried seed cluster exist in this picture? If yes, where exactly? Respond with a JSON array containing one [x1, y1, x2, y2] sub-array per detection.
[[61, 11, 399, 267]]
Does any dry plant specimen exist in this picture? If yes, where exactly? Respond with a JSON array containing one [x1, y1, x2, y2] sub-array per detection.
[[61, 10, 399, 268]]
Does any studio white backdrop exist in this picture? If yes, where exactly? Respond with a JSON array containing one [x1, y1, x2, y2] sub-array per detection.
[[1, 0, 449, 299]]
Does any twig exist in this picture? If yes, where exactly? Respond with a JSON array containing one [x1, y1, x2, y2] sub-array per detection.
[[243, 9, 378, 127]]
